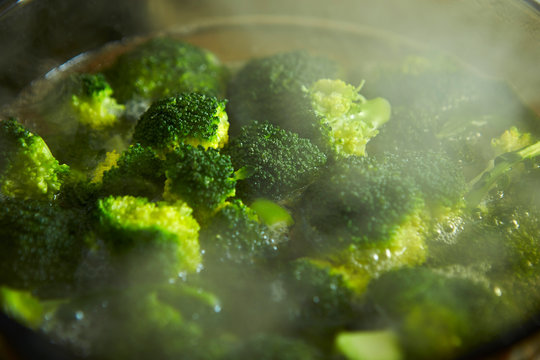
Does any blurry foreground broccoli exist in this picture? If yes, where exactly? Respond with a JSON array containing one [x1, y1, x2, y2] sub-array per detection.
[[224, 122, 327, 202], [0, 197, 87, 297], [97, 196, 201, 279], [0, 118, 69, 200], [132, 93, 229, 153], [105, 37, 228, 104], [163, 144, 236, 220]]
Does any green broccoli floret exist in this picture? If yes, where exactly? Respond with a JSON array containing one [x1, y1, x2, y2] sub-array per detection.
[[105, 37, 227, 103], [0, 287, 49, 329], [224, 121, 327, 202], [0, 118, 69, 199], [70, 73, 125, 130], [307, 79, 391, 157], [222, 333, 323, 360], [97, 196, 201, 278], [163, 144, 236, 220], [132, 93, 229, 153], [199, 200, 278, 265], [0, 197, 87, 297], [101, 144, 165, 200], [361, 267, 518, 360], [227, 50, 340, 134]]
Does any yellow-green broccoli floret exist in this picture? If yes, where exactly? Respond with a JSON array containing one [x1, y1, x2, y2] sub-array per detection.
[[97, 196, 201, 274], [308, 79, 391, 157], [0, 118, 69, 199], [132, 93, 229, 153]]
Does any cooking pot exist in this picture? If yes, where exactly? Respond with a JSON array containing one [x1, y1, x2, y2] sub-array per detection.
[[1, 0, 540, 359]]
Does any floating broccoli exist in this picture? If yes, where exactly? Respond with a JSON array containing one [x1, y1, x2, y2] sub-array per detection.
[[163, 144, 236, 220], [224, 121, 327, 202], [105, 37, 228, 103], [101, 144, 165, 200], [97, 196, 201, 279], [0, 118, 69, 199], [132, 93, 229, 153]]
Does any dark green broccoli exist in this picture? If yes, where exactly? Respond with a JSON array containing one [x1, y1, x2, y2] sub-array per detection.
[[222, 334, 323, 360], [0, 197, 87, 297], [227, 50, 340, 134], [97, 195, 201, 278], [360, 267, 519, 360], [105, 37, 228, 103], [101, 144, 165, 200], [0, 118, 69, 199], [163, 144, 236, 220], [199, 200, 278, 265], [224, 121, 327, 202], [132, 93, 229, 153]]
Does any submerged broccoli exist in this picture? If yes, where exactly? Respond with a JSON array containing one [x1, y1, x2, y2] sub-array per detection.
[[163, 144, 236, 220], [97, 196, 201, 278], [132, 93, 229, 153], [227, 50, 340, 134], [0, 197, 87, 297], [0, 118, 69, 200], [101, 144, 165, 200], [361, 267, 518, 360], [224, 121, 327, 202], [105, 37, 227, 103]]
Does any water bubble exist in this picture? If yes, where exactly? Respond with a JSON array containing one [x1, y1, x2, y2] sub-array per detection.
[[494, 287, 502, 297], [313, 296, 320, 304], [214, 304, 222, 313], [75, 311, 85, 320]]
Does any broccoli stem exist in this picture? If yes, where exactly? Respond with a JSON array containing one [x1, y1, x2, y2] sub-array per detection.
[[465, 140, 540, 208]]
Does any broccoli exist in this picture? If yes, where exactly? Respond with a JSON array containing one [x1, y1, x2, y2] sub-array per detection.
[[97, 196, 201, 279], [227, 50, 341, 134], [0, 118, 69, 199], [224, 121, 327, 202], [101, 144, 165, 200], [360, 267, 519, 360], [0, 197, 87, 297], [132, 93, 229, 153], [163, 144, 236, 220], [36, 73, 128, 173], [199, 199, 278, 265], [105, 37, 228, 103], [0, 287, 48, 329]]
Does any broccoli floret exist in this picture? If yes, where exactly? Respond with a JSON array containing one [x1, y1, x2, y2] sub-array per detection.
[[0, 197, 87, 297], [224, 122, 327, 202], [222, 333, 323, 360], [307, 79, 391, 157], [361, 267, 518, 360], [97, 196, 201, 278], [132, 93, 229, 153], [105, 37, 227, 103], [0, 118, 69, 199], [227, 50, 340, 134], [101, 144, 165, 200], [0, 287, 48, 329], [70, 73, 125, 130], [163, 144, 236, 220], [199, 200, 278, 265]]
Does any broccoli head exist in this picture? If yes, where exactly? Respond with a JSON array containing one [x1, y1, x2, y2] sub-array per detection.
[[0, 197, 87, 297], [101, 144, 165, 200], [307, 79, 391, 157], [132, 93, 229, 153], [97, 196, 201, 277], [105, 37, 227, 103], [0, 118, 69, 200], [163, 144, 236, 220], [227, 50, 340, 134], [224, 121, 327, 202], [199, 200, 278, 265]]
